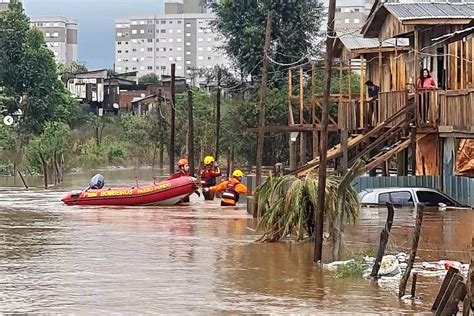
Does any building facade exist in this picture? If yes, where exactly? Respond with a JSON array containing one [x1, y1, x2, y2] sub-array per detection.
[[321, 0, 375, 31], [115, 3, 231, 83], [30, 17, 78, 65]]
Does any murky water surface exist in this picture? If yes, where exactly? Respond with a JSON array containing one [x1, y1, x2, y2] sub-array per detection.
[[0, 169, 472, 313]]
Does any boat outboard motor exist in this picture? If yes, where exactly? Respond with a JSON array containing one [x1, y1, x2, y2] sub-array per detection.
[[89, 174, 105, 190]]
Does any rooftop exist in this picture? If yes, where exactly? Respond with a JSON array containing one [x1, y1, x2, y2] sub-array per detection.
[[337, 33, 410, 50], [384, 2, 474, 20]]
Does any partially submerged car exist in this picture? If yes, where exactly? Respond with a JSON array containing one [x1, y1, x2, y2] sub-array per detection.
[[358, 187, 469, 208]]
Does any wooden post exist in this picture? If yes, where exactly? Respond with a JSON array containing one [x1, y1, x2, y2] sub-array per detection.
[[359, 55, 365, 129], [411, 273, 418, 298], [314, 0, 336, 263], [311, 63, 319, 159], [414, 29, 420, 126], [460, 41, 464, 90], [432, 267, 461, 311], [436, 274, 464, 315], [299, 67, 306, 166], [399, 204, 424, 298], [187, 87, 195, 176], [256, 11, 272, 186], [411, 127, 417, 176], [370, 202, 395, 278], [170, 63, 176, 174], [289, 69, 297, 170], [215, 67, 222, 160], [441, 281, 467, 316], [454, 41, 458, 90], [18, 171, 29, 189], [340, 60, 348, 175]]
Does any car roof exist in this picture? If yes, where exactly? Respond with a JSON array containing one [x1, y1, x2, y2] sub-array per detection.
[[359, 187, 440, 194]]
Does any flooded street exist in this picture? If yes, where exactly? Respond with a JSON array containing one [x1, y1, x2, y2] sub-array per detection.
[[0, 170, 472, 313]]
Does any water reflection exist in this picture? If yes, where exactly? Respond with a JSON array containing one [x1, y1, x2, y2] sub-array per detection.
[[0, 172, 471, 313]]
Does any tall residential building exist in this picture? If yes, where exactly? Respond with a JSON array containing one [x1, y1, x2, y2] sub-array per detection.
[[0, 2, 9, 12], [322, 0, 375, 31], [115, 2, 231, 83], [30, 17, 78, 65]]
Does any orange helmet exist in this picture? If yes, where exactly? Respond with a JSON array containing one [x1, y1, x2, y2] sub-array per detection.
[[177, 159, 188, 167]]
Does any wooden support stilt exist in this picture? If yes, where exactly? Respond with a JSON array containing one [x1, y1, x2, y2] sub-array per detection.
[[399, 204, 424, 298], [312, 63, 319, 159], [371, 202, 395, 278], [300, 67, 307, 166]]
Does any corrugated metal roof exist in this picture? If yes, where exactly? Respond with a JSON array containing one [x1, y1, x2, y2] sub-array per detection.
[[385, 2, 474, 20], [338, 33, 410, 50]]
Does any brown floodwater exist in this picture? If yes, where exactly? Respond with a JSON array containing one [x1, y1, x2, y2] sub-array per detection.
[[0, 169, 472, 313]]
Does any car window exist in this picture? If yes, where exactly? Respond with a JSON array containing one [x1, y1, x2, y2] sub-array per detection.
[[390, 191, 414, 207], [378, 193, 390, 205], [416, 191, 455, 207]]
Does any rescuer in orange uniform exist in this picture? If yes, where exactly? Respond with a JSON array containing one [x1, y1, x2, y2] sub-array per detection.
[[168, 158, 191, 202], [199, 156, 221, 200], [168, 159, 190, 180], [205, 170, 248, 206]]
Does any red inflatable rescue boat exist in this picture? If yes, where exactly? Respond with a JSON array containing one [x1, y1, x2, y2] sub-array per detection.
[[62, 176, 198, 206]]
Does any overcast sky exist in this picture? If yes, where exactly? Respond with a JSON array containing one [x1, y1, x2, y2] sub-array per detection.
[[22, 0, 166, 69]]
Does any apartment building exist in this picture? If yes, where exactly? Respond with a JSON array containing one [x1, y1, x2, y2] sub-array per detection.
[[0, 2, 9, 12], [115, 2, 230, 83], [321, 0, 375, 31], [30, 17, 78, 65]]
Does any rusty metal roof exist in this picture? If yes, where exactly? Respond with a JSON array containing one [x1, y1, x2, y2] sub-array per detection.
[[384, 2, 474, 20]]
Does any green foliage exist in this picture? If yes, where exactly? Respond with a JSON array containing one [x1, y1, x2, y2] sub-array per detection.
[[120, 114, 155, 166], [79, 137, 126, 169], [26, 121, 71, 172], [138, 73, 160, 84], [255, 174, 360, 242], [211, 0, 323, 84], [334, 261, 364, 279], [57, 61, 88, 82]]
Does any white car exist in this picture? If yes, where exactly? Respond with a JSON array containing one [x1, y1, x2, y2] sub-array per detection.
[[358, 187, 467, 208]]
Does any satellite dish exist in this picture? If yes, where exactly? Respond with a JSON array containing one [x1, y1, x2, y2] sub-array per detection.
[[3, 115, 14, 126], [13, 109, 23, 116], [113, 103, 119, 109]]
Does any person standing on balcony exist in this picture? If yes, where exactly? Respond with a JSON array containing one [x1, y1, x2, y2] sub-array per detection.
[[416, 69, 437, 123], [365, 80, 380, 128]]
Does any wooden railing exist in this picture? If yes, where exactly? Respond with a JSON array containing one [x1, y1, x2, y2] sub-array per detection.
[[378, 90, 408, 127], [439, 89, 474, 128], [416, 90, 439, 128]]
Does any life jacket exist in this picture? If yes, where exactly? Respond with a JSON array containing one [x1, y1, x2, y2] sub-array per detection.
[[222, 182, 239, 206], [200, 169, 218, 187]]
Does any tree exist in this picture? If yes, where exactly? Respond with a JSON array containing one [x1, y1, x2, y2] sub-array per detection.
[[26, 122, 71, 188], [138, 73, 160, 85], [57, 61, 88, 82], [211, 0, 323, 85]]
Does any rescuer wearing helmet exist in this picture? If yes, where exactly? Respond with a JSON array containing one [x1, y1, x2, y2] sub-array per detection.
[[205, 169, 248, 206], [167, 159, 190, 180], [199, 156, 221, 200]]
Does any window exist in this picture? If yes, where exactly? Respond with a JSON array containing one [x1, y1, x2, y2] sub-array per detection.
[[186, 70, 191, 74], [117, 58, 123, 62], [125, 50, 129, 53], [132, 67, 137, 70], [161, 66, 166, 70], [53, 51, 59, 56], [147, 66, 153, 70], [186, 60, 191, 65], [169, 57, 174, 61], [378, 193, 390, 205], [140, 20, 146, 25], [161, 21, 166, 24], [198, 47, 203, 51], [169, 38, 174, 43], [132, 39, 138, 43], [177, 29, 182, 34], [416, 191, 456, 207], [117, 32, 123, 37], [132, 57, 138, 61], [186, 42, 191, 46], [207, 47, 212, 52], [132, 21, 138, 25], [186, 23, 191, 27], [132, 48, 137, 52], [344, 19, 350, 24], [140, 48, 145, 52], [140, 29, 145, 34], [198, 56, 204, 61], [125, 42, 129, 45], [176, 57, 182, 61], [147, 29, 153, 34], [169, 29, 173, 34], [147, 20, 154, 24], [354, 18, 360, 24], [354, 8, 360, 12], [186, 33, 191, 37], [177, 38, 182, 43], [177, 65, 182, 70], [125, 67, 129, 71], [198, 28, 204, 33], [162, 47, 166, 52], [207, 37, 212, 42], [389, 191, 414, 207], [186, 51, 191, 55], [147, 39, 153, 43], [161, 29, 166, 33], [118, 41, 122, 45], [177, 21, 182, 24], [169, 21, 173, 24], [140, 66, 145, 70], [169, 48, 173, 52], [177, 47, 182, 51], [198, 38, 203, 42], [147, 48, 153, 52], [140, 57, 145, 61], [116, 66, 122, 71]]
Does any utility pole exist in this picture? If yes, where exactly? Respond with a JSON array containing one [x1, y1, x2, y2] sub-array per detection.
[[314, 0, 337, 263], [215, 66, 222, 161], [187, 86, 195, 176], [256, 10, 272, 186], [170, 63, 176, 175]]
